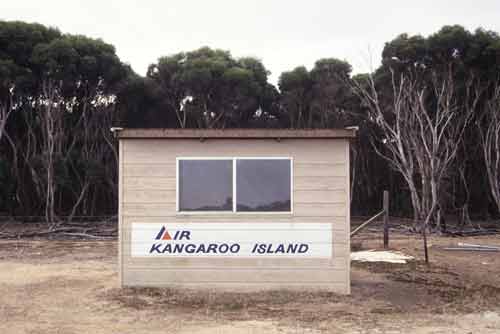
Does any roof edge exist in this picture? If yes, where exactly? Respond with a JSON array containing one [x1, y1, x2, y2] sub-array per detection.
[[116, 128, 357, 139]]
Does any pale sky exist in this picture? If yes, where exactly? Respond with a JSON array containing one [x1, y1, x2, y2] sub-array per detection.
[[2, 1, 500, 85]]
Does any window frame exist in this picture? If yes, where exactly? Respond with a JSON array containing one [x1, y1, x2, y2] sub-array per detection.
[[176, 157, 293, 215]]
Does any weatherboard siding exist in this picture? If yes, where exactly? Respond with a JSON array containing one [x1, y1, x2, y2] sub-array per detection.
[[119, 138, 350, 293]]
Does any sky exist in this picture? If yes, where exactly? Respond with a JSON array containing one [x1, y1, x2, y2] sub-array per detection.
[[2, 0, 500, 85]]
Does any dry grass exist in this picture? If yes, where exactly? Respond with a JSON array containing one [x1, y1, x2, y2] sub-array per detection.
[[0, 227, 499, 333]]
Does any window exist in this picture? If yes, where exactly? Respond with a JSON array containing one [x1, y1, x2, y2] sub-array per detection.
[[236, 159, 291, 212], [177, 158, 292, 213], [178, 159, 233, 211]]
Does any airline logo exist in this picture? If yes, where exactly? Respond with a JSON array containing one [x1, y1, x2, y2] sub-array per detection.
[[154, 226, 190, 241]]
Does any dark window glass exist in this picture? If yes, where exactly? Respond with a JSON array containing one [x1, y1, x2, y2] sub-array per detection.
[[179, 160, 233, 211], [236, 159, 291, 212]]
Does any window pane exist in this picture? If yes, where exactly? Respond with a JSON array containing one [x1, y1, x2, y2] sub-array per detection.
[[236, 159, 291, 212], [179, 160, 233, 211]]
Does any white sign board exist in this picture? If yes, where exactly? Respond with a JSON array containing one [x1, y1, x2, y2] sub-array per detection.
[[131, 223, 332, 258]]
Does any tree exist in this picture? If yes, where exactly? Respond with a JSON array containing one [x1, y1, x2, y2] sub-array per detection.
[[373, 25, 500, 219], [0, 21, 61, 144], [278, 59, 353, 129], [0, 21, 62, 216], [350, 66, 482, 261], [0, 59, 15, 143], [310, 58, 353, 127], [0, 21, 129, 221], [278, 66, 312, 128], [480, 83, 500, 214], [29, 34, 128, 222], [146, 47, 277, 129]]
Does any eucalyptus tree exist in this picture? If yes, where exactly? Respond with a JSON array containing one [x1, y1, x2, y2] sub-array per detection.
[[0, 21, 129, 221], [350, 66, 484, 262], [351, 66, 481, 221], [480, 84, 500, 214], [30, 34, 128, 221], [278, 66, 313, 128], [310, 58, 353, 127], [147, 47, 277, 129], [0, 21, 61, 214], [370, 25, 500, 221], [278, 58, 353, 129]]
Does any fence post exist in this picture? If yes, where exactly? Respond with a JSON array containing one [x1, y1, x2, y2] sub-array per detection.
[[383, 190, 389, 249]]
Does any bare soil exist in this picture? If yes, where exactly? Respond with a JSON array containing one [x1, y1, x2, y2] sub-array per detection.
[[0, 226, 499, 333]]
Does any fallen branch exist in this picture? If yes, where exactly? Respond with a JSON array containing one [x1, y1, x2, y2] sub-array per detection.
[[16, 227, 82, 238], [458, 242, 500, 250], [444, 229, 500, 237], [0, 226, 117, 240], [60, 232, 115, 240], [442, 247, 499, 252]]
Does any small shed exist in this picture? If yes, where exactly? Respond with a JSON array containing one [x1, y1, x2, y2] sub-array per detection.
[[117, 128, 355, 293]]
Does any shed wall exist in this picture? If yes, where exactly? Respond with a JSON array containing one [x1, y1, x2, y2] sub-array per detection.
[[119, 138, 350, 293]]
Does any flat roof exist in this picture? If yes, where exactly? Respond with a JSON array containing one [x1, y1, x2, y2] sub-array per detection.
[[116, 128, 357, 139]]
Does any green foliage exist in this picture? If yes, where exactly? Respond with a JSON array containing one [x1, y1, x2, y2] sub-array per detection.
[[0, 21, 61, 67], [278, 59, 353, 128], [30, 34, 129, 97], [142, 46, 277, 128], [0, 21, 60, 97], [380, 25, 500, 79], [279, 66, 311, 92], [117, 75, 175, 127], [310, 58, 352, 79]]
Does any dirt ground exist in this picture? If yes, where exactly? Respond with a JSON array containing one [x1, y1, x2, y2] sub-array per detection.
[[0, 229, 500, 333]]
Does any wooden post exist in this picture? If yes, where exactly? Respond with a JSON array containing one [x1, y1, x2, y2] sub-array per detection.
[[383, 190, 389, 249], [423, 224, 429, 264]]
